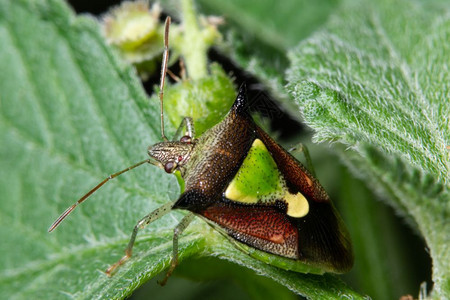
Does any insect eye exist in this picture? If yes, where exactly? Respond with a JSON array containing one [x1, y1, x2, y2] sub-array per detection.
[[164, 161, 176, 173], [180, 135, 191, 143]]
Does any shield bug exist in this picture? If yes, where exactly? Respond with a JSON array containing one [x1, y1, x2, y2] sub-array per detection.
[[49, 16, 353, 284]]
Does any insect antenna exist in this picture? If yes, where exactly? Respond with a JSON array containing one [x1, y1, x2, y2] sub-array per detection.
[[159, 16, 171, 141], [48, 159, 155, 232]]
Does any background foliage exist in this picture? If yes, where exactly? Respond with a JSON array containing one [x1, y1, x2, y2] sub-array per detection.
[[0, 0, 447, 299]]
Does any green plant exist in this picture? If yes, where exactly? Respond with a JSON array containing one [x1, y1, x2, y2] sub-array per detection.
[[0, 0, 447, 299]]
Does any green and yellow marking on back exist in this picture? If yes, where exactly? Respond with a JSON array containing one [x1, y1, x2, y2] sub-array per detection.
[[225, 139, 309, 218]]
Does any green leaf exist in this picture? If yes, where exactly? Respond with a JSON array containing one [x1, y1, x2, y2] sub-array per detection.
[[0, 0, 364, 299], [200, 0, 339, 50], [198, 0, 340, 113], [287, 0, 449, 298]]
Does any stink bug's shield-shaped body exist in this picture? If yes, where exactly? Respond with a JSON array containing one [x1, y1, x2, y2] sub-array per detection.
[[49, 17, 352, 283], [160, 84, 353, 274]]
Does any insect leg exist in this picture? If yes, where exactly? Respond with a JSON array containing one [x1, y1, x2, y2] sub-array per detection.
[[289, 143, 316, 177], [158, 212, 195, 286], [173, 117, 195, 140], [105, 201, 175, 276], [165, 58, 186, 82]]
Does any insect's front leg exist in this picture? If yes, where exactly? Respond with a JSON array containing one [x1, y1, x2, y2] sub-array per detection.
[[158, 212, 195, 286], [105, 201, 175, 276], [173, 117, 195, 141]]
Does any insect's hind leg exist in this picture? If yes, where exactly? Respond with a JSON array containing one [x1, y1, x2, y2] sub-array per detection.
[[105, 201, 175, 276], [158, 212, 195, 286], [289, 143, 316, 177]]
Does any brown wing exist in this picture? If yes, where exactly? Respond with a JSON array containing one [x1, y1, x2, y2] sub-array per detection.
[[203, 200, 299, 259]]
